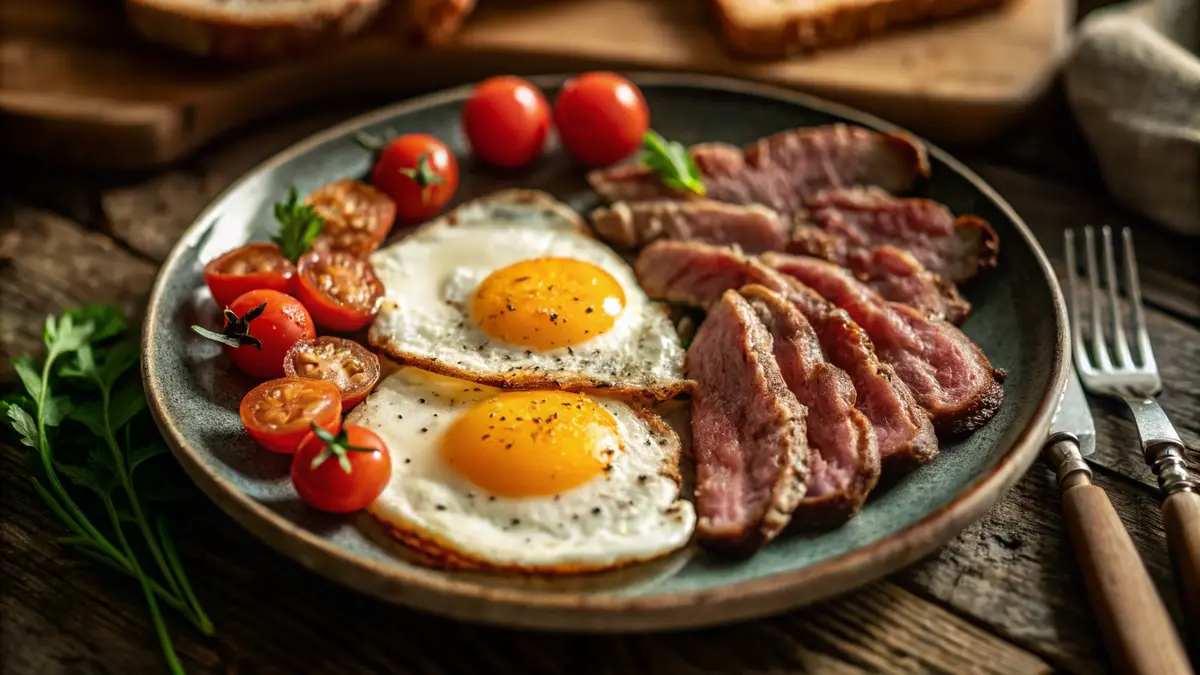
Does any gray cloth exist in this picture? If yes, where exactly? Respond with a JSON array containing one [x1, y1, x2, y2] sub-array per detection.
[[1064, 0, 1200, 236]]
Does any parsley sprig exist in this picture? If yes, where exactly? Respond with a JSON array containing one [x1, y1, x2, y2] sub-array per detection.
[[271, 187, 324, 263], [2, 305, 213, 675], [640, 130, 706, 196]]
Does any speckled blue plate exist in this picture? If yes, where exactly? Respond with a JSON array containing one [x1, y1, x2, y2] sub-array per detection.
[[143, 73, 1068, 631]]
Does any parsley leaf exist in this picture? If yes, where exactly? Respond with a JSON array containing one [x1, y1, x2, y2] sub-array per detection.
[[640, 130, 706, 196], [271, 187, 324, 263]]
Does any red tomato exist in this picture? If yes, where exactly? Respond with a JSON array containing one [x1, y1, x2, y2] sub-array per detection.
[[294, 250, 384, 333], [462, 76, 551, 169], [240, 378, 342, 454], [202, 243, 295, 309], [283, 336, 380, 408], [192, 289, 316, 379], [553, 72, 649, 167], [292, 425, 391, 513], [371, 134, 459, 223], [306, 179, 397, 257]]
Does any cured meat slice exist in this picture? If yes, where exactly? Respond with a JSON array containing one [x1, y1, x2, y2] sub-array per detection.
[[637, 241, 938, 475], [790, 187, 998, 283], [588, 124, 929, 213], [590, 200, 790, 253], [742, 285, 880, 527], [686, 290, 809, 553], [765, 252, 1004, 435]]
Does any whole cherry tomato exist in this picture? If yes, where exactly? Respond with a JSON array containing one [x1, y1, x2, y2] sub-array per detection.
[[462, 76, 551, 169], [283, 336, 380, 408], [305, 179, 397, 257], [371, 134, 458, 223], [553, 72, 649, 167], [192, 289, 316, 379], [240, 378, 342, 454], [292, 424, 391, 513], [294, 250, 384, 333], [202, 242, 295, 310]]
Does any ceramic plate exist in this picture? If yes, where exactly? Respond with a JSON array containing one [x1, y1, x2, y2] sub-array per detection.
[[143, 73, 1069, 631]]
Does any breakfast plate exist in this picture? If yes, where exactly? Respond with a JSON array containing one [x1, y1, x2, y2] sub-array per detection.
[[143, 72, 1069, 631]]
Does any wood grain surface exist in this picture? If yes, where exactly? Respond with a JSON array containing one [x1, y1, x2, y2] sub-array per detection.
[[2, 74, 1199, 675], [0, 0, 1069, 169]]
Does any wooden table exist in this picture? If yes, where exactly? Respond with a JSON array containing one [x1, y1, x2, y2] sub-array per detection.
[[2, 78, 1198, 673]]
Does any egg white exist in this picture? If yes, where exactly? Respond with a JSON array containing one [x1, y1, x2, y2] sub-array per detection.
[[351, 367, 697, 572], [367, 190, 691, 401]]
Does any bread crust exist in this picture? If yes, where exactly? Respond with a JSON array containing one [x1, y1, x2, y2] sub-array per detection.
[[124, 0, 384, 60], [711, 0, 1012, 58]]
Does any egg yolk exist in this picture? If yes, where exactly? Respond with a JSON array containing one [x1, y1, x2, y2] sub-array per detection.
[[471, 258, 625, 350], [441, 391, 621, 498]]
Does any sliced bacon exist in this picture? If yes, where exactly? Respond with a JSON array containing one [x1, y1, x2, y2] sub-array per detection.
[[764, 253, 1004, 435], [686, 290, 809, 554], [742, 285, 880, 527], [790, 187, 998, 283], [588, 124, 929, 214], [637, 241, 938, 476], [590, 200, 790, 253]]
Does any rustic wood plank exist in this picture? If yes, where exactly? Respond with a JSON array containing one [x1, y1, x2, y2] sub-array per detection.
[[898, 467, 1182, 674], [0, 202, 156, 377]]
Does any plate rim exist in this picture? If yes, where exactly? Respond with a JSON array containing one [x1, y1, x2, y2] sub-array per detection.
[[142, 72, 1070, 631]]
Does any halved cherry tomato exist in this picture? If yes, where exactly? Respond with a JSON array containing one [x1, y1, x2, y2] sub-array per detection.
[[292, 424, 391, 513], [283, 336, 380, 408], [306, 179, 397, 257], [240, 377, 342, 454], [294, 250, 384, 332], [553, 72, 649, 167], [202, 242, 295, 309], [192, 289, 316, 379], [371, 133, 459, 223], [462, 76, 551, 169]]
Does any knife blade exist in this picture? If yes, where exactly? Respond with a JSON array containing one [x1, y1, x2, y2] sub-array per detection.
[[1052, 367, 1095, 456]]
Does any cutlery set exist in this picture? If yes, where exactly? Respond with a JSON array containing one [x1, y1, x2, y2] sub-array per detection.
[[1044, 226, 1200, 674]]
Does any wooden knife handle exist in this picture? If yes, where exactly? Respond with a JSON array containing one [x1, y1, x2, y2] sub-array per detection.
[[1062, 480, 1192, 675], [1163, 490, 1200, 653]]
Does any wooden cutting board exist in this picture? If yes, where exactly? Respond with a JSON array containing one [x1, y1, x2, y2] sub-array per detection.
[[0, 0, 1071, 169]]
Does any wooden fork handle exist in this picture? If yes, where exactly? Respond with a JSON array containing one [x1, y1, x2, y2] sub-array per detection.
[[1062, 479, 1193, 675], [1163, 490, 1200, 653]]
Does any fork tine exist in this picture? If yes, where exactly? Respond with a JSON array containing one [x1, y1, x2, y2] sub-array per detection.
[[1102, 226, 1134, 368], [1121, 227, 1155, 370], [1064, 229, 1092, 373], [1083, 226, 1113, 370]]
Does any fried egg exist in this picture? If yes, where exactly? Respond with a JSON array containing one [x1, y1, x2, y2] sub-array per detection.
[[367, 190, 691, 401], [350, 367, 697, 572]]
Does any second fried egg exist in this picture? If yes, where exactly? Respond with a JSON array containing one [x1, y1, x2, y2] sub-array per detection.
[[367, 190, 691, 401]]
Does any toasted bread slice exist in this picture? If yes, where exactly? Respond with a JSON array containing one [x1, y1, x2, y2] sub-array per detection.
[[712, 0, 1011, 58], [124, 0, 385, 60]]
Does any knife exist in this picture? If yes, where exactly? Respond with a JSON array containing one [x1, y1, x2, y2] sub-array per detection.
[[1043, 368, 1194, 675]]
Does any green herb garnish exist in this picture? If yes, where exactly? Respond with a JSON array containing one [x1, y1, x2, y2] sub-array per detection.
[[271, 187, 324, 263], [640, 130, 706, 196], [2, 305, 213, 675]]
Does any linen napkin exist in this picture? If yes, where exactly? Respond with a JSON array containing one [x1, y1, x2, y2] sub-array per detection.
[[1063, 0, 1199, 236]]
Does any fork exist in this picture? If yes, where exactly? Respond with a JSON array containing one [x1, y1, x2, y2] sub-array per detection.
[[1066, 225, 1200, 652]]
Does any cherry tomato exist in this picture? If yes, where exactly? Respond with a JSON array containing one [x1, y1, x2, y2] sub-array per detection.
[[283, 336, 380, 408], [306, 179, 397, 257], [371, 133, 459, 223], [553, 72, 649, 167], [462, 76, 551, 169], [240, 377, 342, 454], [294, 250, 384, 332], [202, 242, 295, 310], [192, 289, 316, 379], [292, 425, 391, 513]]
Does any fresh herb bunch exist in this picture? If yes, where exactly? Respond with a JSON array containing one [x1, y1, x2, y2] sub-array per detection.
[[1, 304, 213, 675], [272, 187, 324, 263], [640, 130, 706, 196]]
